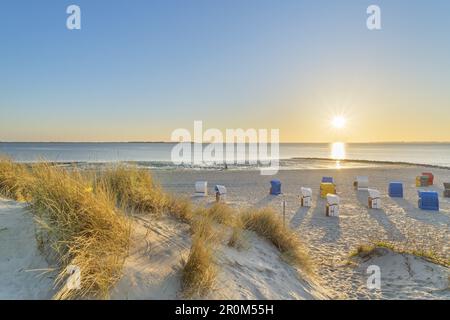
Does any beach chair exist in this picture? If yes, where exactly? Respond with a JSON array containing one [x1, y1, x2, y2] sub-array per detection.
[[415, 175, 429, 187], [354, 176, 369, 190], [322, 176, 334, 183], [270, 180, 281, 195], [326, 194, 340, 217], [368, 189, 381, 209], [194, 181, 208, 197], [422, 172, 434, 185], [418, 190, 439, 211], [388, 182, 403, 198], [320, 182, 336, 198], [300, 187, 312, 207], [444, 183, 450, 198], [214, 185, 227, 202]]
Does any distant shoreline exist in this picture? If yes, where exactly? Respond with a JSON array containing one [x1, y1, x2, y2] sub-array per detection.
[[290, 157, 450, 170], [9, 157, 450, 171]]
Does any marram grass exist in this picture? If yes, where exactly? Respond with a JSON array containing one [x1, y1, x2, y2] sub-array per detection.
[[0, 157, 34, 202], [181, 217, 217, 297], [30, 163, 131, 299], [100, 165, 168, 215], [240, 207, 312, 273]]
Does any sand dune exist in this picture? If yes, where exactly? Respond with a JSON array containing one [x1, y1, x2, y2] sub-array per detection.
[[112, 215, 327, 299], [0, 162, 448, 299], [352, 247, 449, 299], [0, 199, 55, 299], [154, 163, 450, 299]]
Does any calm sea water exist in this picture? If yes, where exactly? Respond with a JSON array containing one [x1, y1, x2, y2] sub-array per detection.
[[1, 143, 449, 169]]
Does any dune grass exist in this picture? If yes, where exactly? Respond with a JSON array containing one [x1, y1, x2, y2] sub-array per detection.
[[227, 218, 246, 250], [204, 202, 235, 226], [350, 241, 449, 267], [30, 163, 130, 299], [182, 216, 217, 297], [100, 165, 168, 215], [0, 157, 317, 298], [165, 195, 194, 223], [240, 207, 311, 272], [0, 158, 34, 201]]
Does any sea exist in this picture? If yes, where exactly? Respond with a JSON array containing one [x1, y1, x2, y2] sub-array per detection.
[[1, 142, 449, 170]]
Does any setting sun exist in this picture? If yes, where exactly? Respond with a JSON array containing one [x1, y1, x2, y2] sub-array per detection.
[[332, 116, 346, 129]]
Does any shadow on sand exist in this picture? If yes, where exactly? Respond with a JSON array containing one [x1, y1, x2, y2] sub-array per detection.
[[254, 194, 282, 208], [355, 191, 406, 241], [305, 194, 341, 243], [392, 197, 450, 226], [289, 206, 311, 229]]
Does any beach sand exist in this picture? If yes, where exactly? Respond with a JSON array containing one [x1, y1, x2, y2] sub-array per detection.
[[153, 163, 449, 299], [0, 199, 56, 299], [0, 162, 448, 299]]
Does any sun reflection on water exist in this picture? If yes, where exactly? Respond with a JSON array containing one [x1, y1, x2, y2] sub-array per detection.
[[331, 142, 346, 160], [331, 142, 346, 169]]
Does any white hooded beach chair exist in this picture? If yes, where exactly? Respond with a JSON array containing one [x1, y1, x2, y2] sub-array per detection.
[[194, 181, 208, 197], [326, 194, 340, 217], [214, 185, 227, 202], [354, 176, 369, 190], [368, 188, 381, 209], [300, 187, 312, 207]]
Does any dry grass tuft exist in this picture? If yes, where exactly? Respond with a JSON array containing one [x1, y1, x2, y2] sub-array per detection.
[[100, 165, 167, 215], [227, 218, 246, 250], [0, 158, 34, 201], [165, 195, 194, 223], [350, 241, 449, 267], [30, 163, 130, 299], [190, 215, 217, 241], [227, 225, 245, 250], [182, 217, 217, 297], [240, 207, 311, 272], [349, 244, 378, 258], [205, 202, 235, 226]]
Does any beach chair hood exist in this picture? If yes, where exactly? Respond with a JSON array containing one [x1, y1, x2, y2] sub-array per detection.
[[195, 181, 208, 193], [368, 189, 381, 198], [301, 187, 312, 197], [214, 185, 227, 195], [326, 194, 340, 205], [356, 176, 369, 188]]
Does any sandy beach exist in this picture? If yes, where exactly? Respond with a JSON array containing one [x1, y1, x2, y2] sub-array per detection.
[[0, 161, 448, 300], [152, 162, 450, 299]]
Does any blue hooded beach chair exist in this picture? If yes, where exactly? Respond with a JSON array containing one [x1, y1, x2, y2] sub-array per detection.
[[418, 190, 439, 211], [270, 180, 281, 195], [388, 182, 403, 198], [322, 176, 334, 183]]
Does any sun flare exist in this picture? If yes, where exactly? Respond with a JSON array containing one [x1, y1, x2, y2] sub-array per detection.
[[332, 116, 346, 129]]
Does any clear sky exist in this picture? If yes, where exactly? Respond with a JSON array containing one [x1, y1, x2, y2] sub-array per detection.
[[1, 0, 449, 142]]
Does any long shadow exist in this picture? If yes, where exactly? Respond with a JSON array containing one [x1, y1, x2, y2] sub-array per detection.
[[307, 194, 341, 243], [392, 197, 450, 226], [289, 206, 310, 229], [190, 195, 210, 207], [254, 194, 279, 208], [355, 191, 405, 241]]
